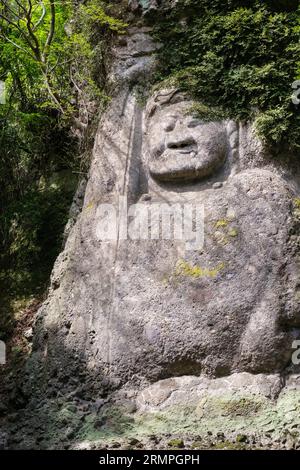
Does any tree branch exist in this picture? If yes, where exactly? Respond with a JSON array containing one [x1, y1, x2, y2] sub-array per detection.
[[13, 0, 27, 14], [25, 0, 42, 61], [0, 0, 21, 20], [0, 11, 36, 51], [33, 1, 46, 31], [0, 33, 36, 59], [43, 0, 55, 60]]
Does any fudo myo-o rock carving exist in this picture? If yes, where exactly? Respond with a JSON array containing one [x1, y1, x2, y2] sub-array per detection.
[[28, 63, 300, 396]]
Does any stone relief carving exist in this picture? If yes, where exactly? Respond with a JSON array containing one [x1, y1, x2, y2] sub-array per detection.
[[145, 90, 229, 182], [27, 28, 300, 398]]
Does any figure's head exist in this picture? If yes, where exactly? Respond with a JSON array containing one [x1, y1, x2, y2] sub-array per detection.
[[145, 89, 228, 182]]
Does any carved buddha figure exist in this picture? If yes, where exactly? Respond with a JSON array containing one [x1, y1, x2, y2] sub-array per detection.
[[33, 87, 300, 389], [87, 88, 298, 382]]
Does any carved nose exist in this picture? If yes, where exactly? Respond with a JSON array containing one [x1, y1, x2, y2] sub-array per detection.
[[167, 135, 196, 149]]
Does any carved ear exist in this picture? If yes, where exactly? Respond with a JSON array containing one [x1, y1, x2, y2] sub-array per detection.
[[147, 103, 157, 118]]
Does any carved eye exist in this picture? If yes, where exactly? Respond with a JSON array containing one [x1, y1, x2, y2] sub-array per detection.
[[187, 119, 203, 128], [163, 119, 176, 132]]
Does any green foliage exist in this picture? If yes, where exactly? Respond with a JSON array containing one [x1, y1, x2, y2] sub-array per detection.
[[153, 0, 300, 149], [0, 175, 76, 290], [80, 0, 127, 33], [0, 1, 127, 113], [0, 1, 127, 335], [0, 172, 77, 336]]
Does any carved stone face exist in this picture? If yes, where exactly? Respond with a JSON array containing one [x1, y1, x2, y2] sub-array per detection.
[[146, 97, 228, 182]]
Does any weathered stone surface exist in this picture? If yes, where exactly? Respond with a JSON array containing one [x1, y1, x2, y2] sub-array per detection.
[[24, 27, 300, 406], [109, 27, 160, 87], [136, 373, 284, 411], [146, 95, 227, 181]]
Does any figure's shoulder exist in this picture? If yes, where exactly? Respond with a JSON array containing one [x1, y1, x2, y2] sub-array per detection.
[[228, 168, 295, 201]]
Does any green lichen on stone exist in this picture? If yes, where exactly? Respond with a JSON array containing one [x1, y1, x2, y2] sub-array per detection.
[[196, 394, 265, 420], [22, 389, 300, 449], [293, 197, 300, 209], [214, 440, 247, 450], [167, 438, 184, 448], [215, 219, 229, 228], [191, 440, 203, 449], [212, 218, 238, 245], [292, 197, 300, 219], [175, 259, 225, 279], [228, 228, 238, 237], [188, 102, 227, 122], [78, 406, 135, 442]]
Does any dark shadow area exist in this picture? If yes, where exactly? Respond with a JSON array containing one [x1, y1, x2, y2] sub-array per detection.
[[0, 316, 136, 450]]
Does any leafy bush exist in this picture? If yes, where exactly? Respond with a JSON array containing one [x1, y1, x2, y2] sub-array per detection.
[[153, 0, 300, 149]]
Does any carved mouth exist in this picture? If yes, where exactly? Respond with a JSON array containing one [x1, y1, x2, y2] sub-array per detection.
[[152, 144, 197, 162], [162, 143, 198, 157], [167, 139, 197, 154], [149, 147, 226, 183], [161, 147, 198, 161], [177, 145, 197, 155]]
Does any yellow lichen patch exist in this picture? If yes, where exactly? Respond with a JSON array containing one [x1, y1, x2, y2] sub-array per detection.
[[175, 259, 225, 279], [212, 217, 238, 245], [215, 219, 229, 229], [292, 198, 300, 219], [293, 197, 300, 209], [85, 200, 94, 211]]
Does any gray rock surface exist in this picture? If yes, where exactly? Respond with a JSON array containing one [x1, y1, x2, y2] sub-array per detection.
[[136, 373, 284, 411], [147, 95, 227, 181]]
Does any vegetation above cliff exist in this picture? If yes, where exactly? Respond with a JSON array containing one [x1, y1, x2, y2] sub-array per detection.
[[154, 0, 300, 150]]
